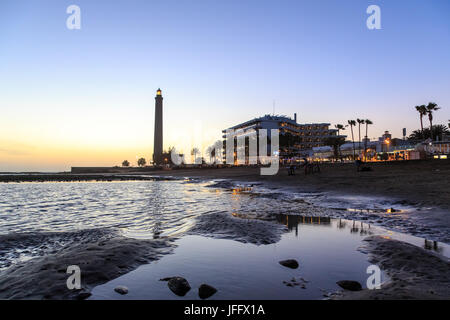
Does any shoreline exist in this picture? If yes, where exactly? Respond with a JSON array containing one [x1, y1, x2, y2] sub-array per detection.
[[2, 160, 449, 209], [4, 162, 448, 243], [0, 174, 178, 183], [2, 163, 449, 243], [0, 161, 449, 300]]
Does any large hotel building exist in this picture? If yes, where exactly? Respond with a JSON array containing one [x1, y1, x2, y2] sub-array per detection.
[[222, 114, 340, 163]]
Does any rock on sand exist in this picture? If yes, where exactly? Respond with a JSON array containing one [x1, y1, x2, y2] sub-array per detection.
[[114, 286, 129, 295], [279, 259, 299, 269], [165, 277, 191, 296], [336, 280, 363, 291], [198, 284, 217, 299]]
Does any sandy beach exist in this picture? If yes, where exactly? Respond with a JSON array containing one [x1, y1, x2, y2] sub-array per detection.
[[131, 160, 450, 300], [1, 160, 449, 300], [3, 160, 450, 209], [144, 160, 450, 210], [334, 236, 450, 300], [0, 233, 176, 299]]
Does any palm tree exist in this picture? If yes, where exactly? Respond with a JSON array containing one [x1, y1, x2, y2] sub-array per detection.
[[415, 105, 427, 138], [210, 148, 216, 163], [335, 124, 345, 136], [408, 125, 450, 141], [191, 147, 200, 164], [425, 102, 440, 141], [334, 124, 346, 160], [137, 158, 146, 167], [324, 137, 346, 160], [356, 119, 365, 155], [363, 119, 373, 161], [205, 145, 216, 164], [347, 120, 357, 159]]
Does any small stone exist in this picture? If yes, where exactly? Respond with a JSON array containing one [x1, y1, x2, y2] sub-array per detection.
[[167, 277, 191, 296], [114, 286, 129, 295], [279, 259, 299, 269], [198, 284, 217, 299], [336, 280, 363, 291]]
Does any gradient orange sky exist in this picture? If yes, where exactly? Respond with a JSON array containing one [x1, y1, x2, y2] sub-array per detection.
[[1, 0, 449, 171]]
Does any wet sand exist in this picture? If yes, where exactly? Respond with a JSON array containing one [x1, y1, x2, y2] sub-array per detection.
[[2, 160, 449, 210], [147, 160, 450, 210], [1, 160, 449, 300], [333, 236, 450, 300], [0, 235, 176, 299], [134, 160, 450, 300]]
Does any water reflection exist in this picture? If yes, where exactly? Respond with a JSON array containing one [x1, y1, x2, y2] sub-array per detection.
[[345, 207, 404, 214], [231, 187, 253, 195], [151, 183, 163, 239], [271, 214, 446, 255], [349, 220, 371, 236], [424, 239, 443, 254], [275, 215, 330, 237]]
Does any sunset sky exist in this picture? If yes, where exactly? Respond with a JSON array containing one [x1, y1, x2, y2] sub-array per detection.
[[1, 0, 449, 171]]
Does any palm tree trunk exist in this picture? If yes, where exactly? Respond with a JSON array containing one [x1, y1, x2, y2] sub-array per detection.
[[338, 130, 342, 160], [358, 124, 361, 158], [364, 124, 368, 161], [430, 119, 434, 141], [420, 115, 424, 138], [351, 126, 356, 159], [429, 115, 434, 141]]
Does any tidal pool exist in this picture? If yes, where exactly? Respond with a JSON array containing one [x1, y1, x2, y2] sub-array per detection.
[[1, 179, 448, 299], [90, 215, 448, 300]]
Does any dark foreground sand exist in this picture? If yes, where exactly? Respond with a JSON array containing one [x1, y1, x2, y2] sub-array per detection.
[[0, 236, 175, 299], [1, 160, 449, 300], [333, 236, 450, 300]]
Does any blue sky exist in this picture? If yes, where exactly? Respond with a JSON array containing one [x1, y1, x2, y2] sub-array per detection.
[[0, 0, 449, 171]]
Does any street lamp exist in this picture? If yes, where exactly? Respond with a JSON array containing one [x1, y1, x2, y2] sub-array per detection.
[[384, 138, 390, 153]]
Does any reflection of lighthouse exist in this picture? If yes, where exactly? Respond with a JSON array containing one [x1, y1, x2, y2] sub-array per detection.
[[153, 88, 163, 165]]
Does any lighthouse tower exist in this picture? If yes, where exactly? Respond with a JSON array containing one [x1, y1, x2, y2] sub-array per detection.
[[153, 88, 163, 165]]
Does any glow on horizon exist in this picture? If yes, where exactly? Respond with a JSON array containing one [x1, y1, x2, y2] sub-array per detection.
[[1, 0, 449, 171]]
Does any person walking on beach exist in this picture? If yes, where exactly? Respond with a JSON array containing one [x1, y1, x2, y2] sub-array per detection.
[[302, 157, 309, 175], [287, 160, 296, 175], [355, 159, 362, 172]]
